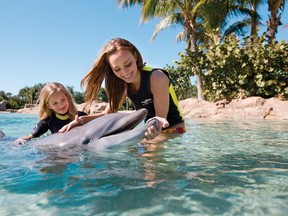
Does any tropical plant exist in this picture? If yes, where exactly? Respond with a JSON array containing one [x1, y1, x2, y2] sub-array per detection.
[[177, 33, 288, 101], [66, 86, 85, 104], [164, 64, 196, 100]]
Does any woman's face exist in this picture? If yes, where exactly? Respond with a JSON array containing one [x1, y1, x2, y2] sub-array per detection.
[[48, 91, 69, 114], [108, 49, 139, 83]]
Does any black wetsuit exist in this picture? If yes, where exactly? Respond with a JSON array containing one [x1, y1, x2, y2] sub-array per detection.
[[31, 111, 87, 137], [127, 66, 184, 128]]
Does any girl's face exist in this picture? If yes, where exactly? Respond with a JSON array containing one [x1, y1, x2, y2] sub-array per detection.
[[108, 49, 139, 84], [48, 91, 69, 114]]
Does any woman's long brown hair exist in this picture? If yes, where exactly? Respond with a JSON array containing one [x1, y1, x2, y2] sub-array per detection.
[[81, 38, 144, 112]]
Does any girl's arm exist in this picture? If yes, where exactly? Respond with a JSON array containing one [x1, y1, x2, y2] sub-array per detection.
[[58, 111, 105, 132], [59, 94, 123, 133], [14, 120, 48, 144], [14, 134, 34, 145]]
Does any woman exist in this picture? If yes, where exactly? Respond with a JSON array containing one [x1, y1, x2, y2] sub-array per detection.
[[61, 38, 185, 141]]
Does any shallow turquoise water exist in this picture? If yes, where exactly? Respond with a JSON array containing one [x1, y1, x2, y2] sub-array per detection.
[[0, 113, 288, 216]]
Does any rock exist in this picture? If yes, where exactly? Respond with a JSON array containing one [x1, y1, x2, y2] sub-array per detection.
[[228, 96, 265, 109], [179, 96, 288, 120], [15, 97, 288, 120], [76, 101, 108, 114], [0, 100, 7, 111], [16, 101, 108, 115]]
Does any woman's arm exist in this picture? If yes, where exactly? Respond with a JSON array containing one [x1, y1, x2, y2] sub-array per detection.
[[150, 69, 170, 120], [143, 69, 170, 140]]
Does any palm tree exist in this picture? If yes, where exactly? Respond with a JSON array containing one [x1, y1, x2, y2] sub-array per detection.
[[211, 0, 265, 42], [267, 0, 286, 44], [116, 0, 273, 99]]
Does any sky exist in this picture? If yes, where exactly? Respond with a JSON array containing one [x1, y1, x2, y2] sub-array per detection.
[[0, 0, 287, 96]]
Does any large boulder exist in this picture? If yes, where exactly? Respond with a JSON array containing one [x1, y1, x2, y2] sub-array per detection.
[[179, 97, 288, 120], [0, 100, 7, 111], [78, 101, 108, 114]]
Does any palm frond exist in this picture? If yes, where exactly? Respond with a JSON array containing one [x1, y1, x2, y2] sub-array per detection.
[[224, 18, 250, 36]]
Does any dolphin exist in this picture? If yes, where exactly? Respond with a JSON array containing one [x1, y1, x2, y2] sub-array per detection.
[[31, 108, 158, 153]]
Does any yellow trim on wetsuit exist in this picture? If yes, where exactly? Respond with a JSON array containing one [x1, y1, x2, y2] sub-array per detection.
[[55, 113, 69, 120], [143, 65, 154, 71], [169, 84, 184, 121]]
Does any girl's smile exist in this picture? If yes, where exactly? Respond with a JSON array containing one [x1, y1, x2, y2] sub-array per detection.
[[108, 49, 139, 84], [48, 91, 69, 114]]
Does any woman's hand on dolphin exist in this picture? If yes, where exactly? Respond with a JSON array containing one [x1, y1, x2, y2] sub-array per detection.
[[144, 117, 169, 140], [59, 115, 82, 133]]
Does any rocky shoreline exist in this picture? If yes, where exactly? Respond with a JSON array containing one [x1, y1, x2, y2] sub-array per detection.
[[179, 96, 288, 120], [2, 96, 288, 120]]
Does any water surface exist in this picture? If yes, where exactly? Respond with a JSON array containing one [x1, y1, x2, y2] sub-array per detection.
[[0, 113, 287, 215]]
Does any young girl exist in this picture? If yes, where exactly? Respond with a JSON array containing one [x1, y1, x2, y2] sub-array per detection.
[[61, 38, 185, 140], [15, 82, 87, 144]]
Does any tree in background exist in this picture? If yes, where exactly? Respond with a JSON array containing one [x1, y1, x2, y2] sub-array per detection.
[[267, 0, 286, 43], [164, 65, 196, 100], [178, 33, 288, 101], [66, 86, 85, 104], [116, 0, 286, 102], [18, 83, 45, 105]]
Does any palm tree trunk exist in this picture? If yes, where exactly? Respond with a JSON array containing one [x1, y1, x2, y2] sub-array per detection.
[[189, 23, 204, 101], [267, 15, 281, 44], [267, 0, 285, 44], [250, 3, 258, 41]]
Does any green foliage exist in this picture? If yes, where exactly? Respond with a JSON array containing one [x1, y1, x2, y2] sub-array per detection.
[[18, 83, 45, 104], [0, 91, 9, 101], [1, 84, 88, 109], [1, 84, 45, 109], [164, 65, 197, 100], [6, 96, 24, 109], [97, 88, 108, 102], [177, 33, 288, 101], [66, 86, 85, 104]]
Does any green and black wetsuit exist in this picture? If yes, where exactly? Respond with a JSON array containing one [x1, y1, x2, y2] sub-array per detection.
[[31, 111, 87, 137], [127, 65, 184, 128]]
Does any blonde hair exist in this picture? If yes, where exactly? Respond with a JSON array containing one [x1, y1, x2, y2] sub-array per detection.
[[81, 38, 145, 112], [38, 82, 78, 120]]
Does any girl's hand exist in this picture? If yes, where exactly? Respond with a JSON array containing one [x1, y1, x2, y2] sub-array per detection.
[[144, 117, 169, 140], [14, 134, 33, 145], [14, 137, 28, 145], [59, 115, 83, 133]]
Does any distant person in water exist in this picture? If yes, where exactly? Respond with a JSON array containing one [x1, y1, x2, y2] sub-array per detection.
[[14, 82, 87, 144], [60, 38, 185, 140]]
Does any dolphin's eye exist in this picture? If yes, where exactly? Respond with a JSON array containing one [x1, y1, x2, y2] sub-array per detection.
[[81, 137, 90, 145]]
